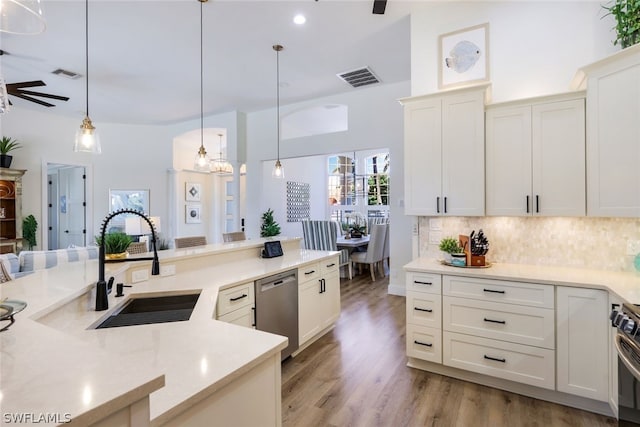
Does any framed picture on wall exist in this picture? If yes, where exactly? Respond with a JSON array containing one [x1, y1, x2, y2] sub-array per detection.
[[438, 23, 489, 89], [186, 205, 201, 224], [186, 182, 201, 202]]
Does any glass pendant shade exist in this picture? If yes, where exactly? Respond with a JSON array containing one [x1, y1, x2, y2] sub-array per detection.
[[272, 160, 284, 178], [193, 143, 211, 172], [74, 116, 101, 153], [0, 0, 46, 35], [211, 133, 233, 175]]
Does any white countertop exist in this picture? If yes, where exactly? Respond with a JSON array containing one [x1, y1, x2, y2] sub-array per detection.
[[404, 258, 640, 304], [0, 240, 337, 426]]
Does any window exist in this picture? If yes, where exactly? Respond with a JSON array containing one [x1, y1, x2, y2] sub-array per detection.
[[327, 155, 355, 206], [365, 153, 389, 206]]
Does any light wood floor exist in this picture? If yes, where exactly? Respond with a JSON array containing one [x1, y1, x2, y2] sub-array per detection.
[[282, 273, 617, 427]]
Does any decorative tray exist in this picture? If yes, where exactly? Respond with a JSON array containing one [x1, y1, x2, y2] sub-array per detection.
[[0, 299, 27, 332], [440, 260, 492, 269]]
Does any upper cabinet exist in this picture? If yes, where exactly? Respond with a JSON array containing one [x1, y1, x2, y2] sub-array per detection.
[[573, 44, 640, 217], [486, 93, 586, 216], [400, 84, 488, 216]]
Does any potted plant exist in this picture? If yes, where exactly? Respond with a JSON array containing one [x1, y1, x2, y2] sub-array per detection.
[[22, 214, 38, 250], [0, 136, 21, 169], [346, 212, 367, 238], [260, 208, 281, 238], [603, 0, 640, 48], [95, 232, 133, 259], [439, 236, 464, 263]]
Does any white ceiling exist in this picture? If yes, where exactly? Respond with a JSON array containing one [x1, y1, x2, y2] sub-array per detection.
[[0, 0, 412, 125]]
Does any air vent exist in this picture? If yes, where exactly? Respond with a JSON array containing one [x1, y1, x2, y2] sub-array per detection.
[[51, 68, 81, 79], [337, 67, 380, 88]]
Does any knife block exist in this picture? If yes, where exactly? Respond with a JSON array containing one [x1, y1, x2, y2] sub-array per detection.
[[469, 255, 486, 267]]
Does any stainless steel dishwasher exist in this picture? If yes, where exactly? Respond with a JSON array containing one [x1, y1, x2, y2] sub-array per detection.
[[255, 269, 298, 361]]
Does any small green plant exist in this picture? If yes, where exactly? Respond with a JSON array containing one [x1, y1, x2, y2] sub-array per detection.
[[603, 0, 640, 48], [0, 136, 21, 154], [95, 232, 133, 254], [22, 214, 38, 250], [260, 208, 281, 237], [439, 236, 463, 254]]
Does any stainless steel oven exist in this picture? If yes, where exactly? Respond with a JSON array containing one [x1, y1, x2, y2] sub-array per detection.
[[612, 303, 640, 426]]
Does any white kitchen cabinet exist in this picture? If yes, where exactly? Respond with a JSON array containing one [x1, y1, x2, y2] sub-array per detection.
[[405, 271, 443, 363], [216, 281, 255, 328], [486, 93, 586, 216], [573, 44, 640, 217], [609, 293, 621, 417], [556, 286, 608, 402], [400, 84, 487, 216], [298, 258, 341, 346]]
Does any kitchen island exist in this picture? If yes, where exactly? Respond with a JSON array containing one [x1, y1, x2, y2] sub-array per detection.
[[0, 237, 338, 426]]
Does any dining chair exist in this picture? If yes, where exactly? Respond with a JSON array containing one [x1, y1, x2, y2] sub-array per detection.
[[223, 231, 246, 242], [301, 220, 352, 280], [174, 235, 207, 249], [127, 241, 148, 255], [350, 223, 387, 281]]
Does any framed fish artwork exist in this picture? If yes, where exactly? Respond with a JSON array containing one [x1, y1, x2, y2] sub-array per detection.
[[438, 23, 490, 89]]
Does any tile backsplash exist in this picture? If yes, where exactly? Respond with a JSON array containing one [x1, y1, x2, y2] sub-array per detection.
[[418, 216, 640, 272]]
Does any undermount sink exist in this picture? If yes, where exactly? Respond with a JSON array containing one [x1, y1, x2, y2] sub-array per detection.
[[94, 292, 201, 329]]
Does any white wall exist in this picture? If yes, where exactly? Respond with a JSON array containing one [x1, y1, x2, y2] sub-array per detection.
[[246, 81, 412, 295], [411, 2, 618, 100]]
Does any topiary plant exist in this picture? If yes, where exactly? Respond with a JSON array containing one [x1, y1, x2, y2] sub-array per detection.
[[603, 0, 640, 48], [22, 214, 38, 250], [439, 236, 463, 254], [260, 208, 281, 237]]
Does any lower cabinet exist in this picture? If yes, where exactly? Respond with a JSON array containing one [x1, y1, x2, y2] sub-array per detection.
[[216, 281, 255, 328], [298, 257, 340, 346], [556, 286, 609, 402]]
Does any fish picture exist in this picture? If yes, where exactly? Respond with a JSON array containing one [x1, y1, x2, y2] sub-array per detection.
[[445, 40, 481, 73]]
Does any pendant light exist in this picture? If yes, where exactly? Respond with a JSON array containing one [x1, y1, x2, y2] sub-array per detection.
[[193, 0, 211, 172], [210, 133, 234, 174], [272, 44, 284, 179], [0, 0, 46, 35], [73, 0, 101, 154]]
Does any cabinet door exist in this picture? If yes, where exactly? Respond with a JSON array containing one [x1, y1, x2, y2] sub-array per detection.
[[486, 105, 532, 216], [321, 271, 341, 329], [404, 97, 442, 216], [298, 278, 323, 345], [587, 64, 640, 217], [532, 99, 585, 216], [556, 286, 608, 401], [442, 90, 485, 216]]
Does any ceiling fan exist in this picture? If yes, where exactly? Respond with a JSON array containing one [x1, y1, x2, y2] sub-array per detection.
[[0, 49, 70, 109]]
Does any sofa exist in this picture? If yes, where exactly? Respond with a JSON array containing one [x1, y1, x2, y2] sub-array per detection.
[[0, 246, 99, 279]]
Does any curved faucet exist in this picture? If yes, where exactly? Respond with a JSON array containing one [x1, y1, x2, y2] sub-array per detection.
[[96, 209, 160, 311]]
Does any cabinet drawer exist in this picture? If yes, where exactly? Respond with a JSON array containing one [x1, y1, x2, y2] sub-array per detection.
[[443, 332, 555, 390], [217, 282, 255, 317], [443, 276, 554, 309], [321, 256, 340, 275], [217, 304, 255, 328], [406, 272, 442, 294], [443, 296, 555, 349], [407, 324, 442, 364], [299, 262, 321, 283], [407, 292, 441, 328]]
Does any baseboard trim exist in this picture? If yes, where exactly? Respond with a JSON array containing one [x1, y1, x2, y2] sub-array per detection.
[[387, 283, 405, 296], [406, 358, 614, 418]]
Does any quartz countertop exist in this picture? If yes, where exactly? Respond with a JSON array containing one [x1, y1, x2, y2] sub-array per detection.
[[0, 240, 337, 426], [404, 258, 640, 304]]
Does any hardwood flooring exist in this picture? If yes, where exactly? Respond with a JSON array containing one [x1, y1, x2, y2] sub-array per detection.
[[281, 273, 617, 427]]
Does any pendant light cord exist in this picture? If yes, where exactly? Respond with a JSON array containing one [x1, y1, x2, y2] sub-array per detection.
[[85, 0, 89, 117], [199, 0, 204, 150], [276, 48, 280, 161]]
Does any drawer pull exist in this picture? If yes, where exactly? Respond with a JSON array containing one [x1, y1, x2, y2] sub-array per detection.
[[414, 280, 432, 285], [483, 288, 505, 294], [229, 294, 248, 302], [414, 340, 433, 347], [326, 263, 336, 268], [305, 270, 316, 275], [483, 318, 506, 325], [414, 307, 433, 313], [484, 355, 506, 363]]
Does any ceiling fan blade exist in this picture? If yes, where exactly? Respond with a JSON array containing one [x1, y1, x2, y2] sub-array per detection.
[[9, 93, 56, 108], [6, 80, 46, 90], [372, 0, 386, 14], [15, 89, 69, 101]]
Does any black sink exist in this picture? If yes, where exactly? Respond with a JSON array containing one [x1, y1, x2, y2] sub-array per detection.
[[95, 293, 200, 329]]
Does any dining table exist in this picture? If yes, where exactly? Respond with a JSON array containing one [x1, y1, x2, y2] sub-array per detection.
[[336, 235, 370, 249]]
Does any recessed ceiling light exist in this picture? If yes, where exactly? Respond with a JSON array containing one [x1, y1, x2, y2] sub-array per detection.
[[293, 14, 306, 25]]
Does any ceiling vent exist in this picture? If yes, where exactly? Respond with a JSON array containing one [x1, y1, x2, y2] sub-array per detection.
[[51, 68, 81, 79], [337, 66, 380, 88]]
